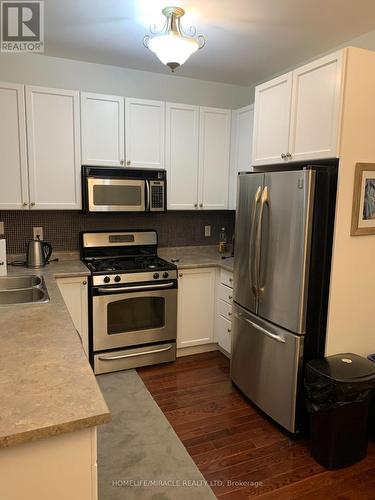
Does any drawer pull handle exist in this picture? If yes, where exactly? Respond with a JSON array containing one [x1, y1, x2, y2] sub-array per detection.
[[227, 328, 231, 333], [229, 278, 233, 282], [229, 295, 233, 300], [228, 311, 232, 316]]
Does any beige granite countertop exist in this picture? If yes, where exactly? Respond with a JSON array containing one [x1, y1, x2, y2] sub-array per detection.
[[159, 245, 234, 272], [0, 260, 111, 448]]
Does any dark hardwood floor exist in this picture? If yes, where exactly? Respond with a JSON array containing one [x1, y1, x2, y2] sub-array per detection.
[[137, 351, 375, 499]]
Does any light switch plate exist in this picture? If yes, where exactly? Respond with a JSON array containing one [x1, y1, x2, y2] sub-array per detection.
[[0, 222, 4, 235], [204, 225, 211, 237], [33, 227, 44, 240]]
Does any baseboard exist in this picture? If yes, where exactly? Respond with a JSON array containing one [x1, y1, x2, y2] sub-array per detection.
[[217, 345, 231, 359], [177, 343, 218, 357]]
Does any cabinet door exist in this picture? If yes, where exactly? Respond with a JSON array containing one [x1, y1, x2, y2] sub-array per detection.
[[177, 268, 215, 348], [199, 107, 231, 209], [229, 105, 254, 209], [252, 73, 293, 166], [81, 92, 125, 167], [125, 98, 165, 169], [0, 82, 29, 209], [166, 102, 199, 210], [216, 314, 232, 355], [57, 277, 88, 356], [26, 86, 81, 209], [288, 50, 343, 161]]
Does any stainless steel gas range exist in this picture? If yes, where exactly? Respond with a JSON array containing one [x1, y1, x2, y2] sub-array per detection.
[[80, 230, 177, 374]]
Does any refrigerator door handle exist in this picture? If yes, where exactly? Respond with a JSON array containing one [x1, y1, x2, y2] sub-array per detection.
[[234, 312, 286, 344], [249, 186, 262, 295], [255, 186, 268, 293]]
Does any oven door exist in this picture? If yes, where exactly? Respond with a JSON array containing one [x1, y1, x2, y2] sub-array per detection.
[[87, 177, 146, 212], [93, 283, 177, 351]]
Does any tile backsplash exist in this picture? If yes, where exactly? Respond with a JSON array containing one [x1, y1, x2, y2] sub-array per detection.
[[0, 210, 235, 255]]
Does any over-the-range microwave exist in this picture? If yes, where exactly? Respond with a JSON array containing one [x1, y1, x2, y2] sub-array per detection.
[[82, 166, 167, 213]]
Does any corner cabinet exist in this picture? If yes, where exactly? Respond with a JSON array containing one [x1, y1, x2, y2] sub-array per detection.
[[199, 107, 231, 209], [0, 82, 29, 209], [252, 50, 344, 166], [81, 92, 125, 167], [166, 102, 200, 210], [26, 86, 81, 209], [125, 98, 165, 169], [165, 104, 231, 210], [177, 268, 215, 348], [229, 104, 254, 210]]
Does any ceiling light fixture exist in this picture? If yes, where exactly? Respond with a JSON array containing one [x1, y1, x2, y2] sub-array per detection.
[[143, 6, 206, 72]]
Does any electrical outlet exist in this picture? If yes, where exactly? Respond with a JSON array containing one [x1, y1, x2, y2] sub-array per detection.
[[33, 227, 44, 240], [204, 225, 211, 237], [0, 222, 4, 235]]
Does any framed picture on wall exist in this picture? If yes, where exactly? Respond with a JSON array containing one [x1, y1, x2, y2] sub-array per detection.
[[351, 163, 375, 236]]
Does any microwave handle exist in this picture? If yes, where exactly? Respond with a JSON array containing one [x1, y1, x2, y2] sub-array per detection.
[[145, 180, 150, 211]]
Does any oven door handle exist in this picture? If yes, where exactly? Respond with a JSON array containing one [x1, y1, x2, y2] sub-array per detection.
[[97, 281, 175, 293], [98, 344, 173, 361]]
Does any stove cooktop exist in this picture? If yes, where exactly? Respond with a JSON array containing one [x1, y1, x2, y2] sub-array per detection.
[[84, 255, 176, 274]]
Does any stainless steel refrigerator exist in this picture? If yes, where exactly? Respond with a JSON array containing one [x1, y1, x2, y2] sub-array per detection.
[[231, 165, 337, 433]]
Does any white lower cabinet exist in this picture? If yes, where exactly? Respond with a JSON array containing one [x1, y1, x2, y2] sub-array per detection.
[[0, 427, 98, 500], [177, 268, 215, 348], [215, 269, 233, 357], [56, 276, 89, 356]]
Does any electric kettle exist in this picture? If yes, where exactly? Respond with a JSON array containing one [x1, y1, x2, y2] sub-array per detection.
[[26, 238, 53, 268]]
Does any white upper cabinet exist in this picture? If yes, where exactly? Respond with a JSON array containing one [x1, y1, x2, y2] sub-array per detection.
[[229, 104, 254, 210], [81, 93, 124, 167], [166, 102, 199, 210], [0, 82, 29, 209], [252, 50, 344, 166], [125, 98, 165, 169], [199, 107, 231, 209], [26, 86, 81, 209], [289, 50, 343, 161], [252, 73, 293, 166]]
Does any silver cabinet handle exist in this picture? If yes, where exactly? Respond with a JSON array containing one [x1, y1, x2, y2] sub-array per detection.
[[194, 203, 198, 208], [199, 203, 203, 208], [235, 313, 286, 344], [126, 160, 131, 166], [227, 328, 231, 333], [99, 344, 173, 361], [120, 159, 124, 165], [228, 295, 233, 300], [22, 202, 28, 207], [97, 281, 174, 293], [179, 273, 183, 277], [286, 152, 292, 158], [82, 281, 87, 286], [281, 153, 287, 159], [30, 202, 35, 207], [228, 311, 232, 316]]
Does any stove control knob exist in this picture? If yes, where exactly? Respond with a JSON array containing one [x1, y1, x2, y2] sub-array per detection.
[[103, 276, 110, 283], [163, 272, 169, 278], [114, 275, 121, 283], [153, 273, 160, 279]]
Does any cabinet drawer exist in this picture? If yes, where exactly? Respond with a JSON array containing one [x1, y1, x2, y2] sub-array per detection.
[[217, 299, 233, 321], [217, 282, 233, 305], [220, 269, 233, 288], [216, 314, 231, 354]]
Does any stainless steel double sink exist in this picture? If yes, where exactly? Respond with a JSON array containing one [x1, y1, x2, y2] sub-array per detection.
[[0, 275, 50, 305]]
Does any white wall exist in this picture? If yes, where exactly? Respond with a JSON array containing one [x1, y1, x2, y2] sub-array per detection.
[[325, 47, 375, 357], [0, 53, 251, 109]]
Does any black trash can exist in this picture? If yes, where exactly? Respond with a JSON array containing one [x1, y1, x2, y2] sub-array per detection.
[[305, 353, 375, 470]]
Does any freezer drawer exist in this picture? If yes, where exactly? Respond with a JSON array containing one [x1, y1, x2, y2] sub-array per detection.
[[231, 303, 304, 433]]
